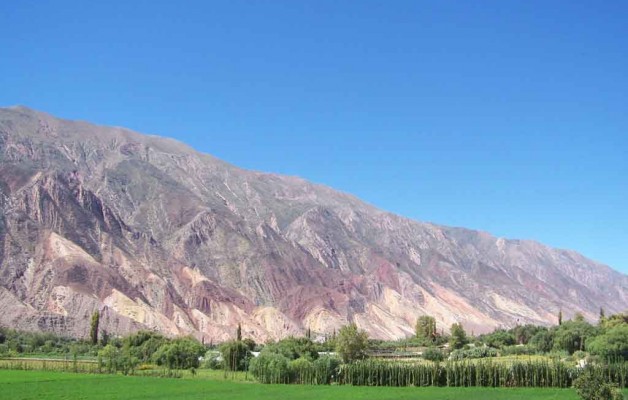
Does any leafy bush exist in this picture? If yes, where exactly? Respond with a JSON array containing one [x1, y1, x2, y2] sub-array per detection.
[[336, 324, 369, 363], [289, 357, 314, 384], [249, 351, 291, 383], [479, 329, 515, 348], [312, 355, 341, 384], [98, 344, 139, 375], [587, 324, 628, 361], [202, 350, 223, 369], [449, 346, 498, 361], [153, 337, 206, 369], [219, 340, 251, 371], [422, 347, 444, 362], [262, 337, 318, 361], [573, 367, 624, 400], [124, 331, 167, 363], [500, 344, 537, 356]]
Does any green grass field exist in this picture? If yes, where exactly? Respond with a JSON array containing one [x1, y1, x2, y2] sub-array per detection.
[[0, 370, 586, 400]]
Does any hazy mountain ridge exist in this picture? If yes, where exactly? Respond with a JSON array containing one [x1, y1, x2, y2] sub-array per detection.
[[0, 106, 626, 341]]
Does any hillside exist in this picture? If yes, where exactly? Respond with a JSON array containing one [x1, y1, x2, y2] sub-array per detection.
[[0, 106, 626, 341]]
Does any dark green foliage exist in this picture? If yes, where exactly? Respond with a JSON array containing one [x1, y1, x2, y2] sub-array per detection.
[[512, 324, 545, 345], [219, 340, 251, 371], [338, 360, 628, 388], [312, 356, 341, 384], [336, 324, 369, 363], [123, 331, 167, 363], [0, 327, 92, 357], [236, 324, 242, 341], [153, 337, 206, 369], [89, 311, 99, 345], [416, 316, 437, 342], [250, 352, 341, 385], [422, 347, 444, 362], [479, 329, 515, 348], [242, 338, 257, 351], [573, 366, 624, 400], [249, 351, 291, 384], [202, 350, 222, 369], [449, 347, 498, 360], [449, 323, 468, 350], [553, 319, 598, 354], [500, 344, 537, 356], [602, 314, 628, 330], [289, 357, 314, 384], [98, 344, 138, 375], [263, 337, 318, 361], [587, 324, 628, 361], [530, 330, 555, 353], [100, 330, 109, 346]]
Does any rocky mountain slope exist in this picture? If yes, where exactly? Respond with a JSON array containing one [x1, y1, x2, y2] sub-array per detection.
[[0, 106, 626, 341]]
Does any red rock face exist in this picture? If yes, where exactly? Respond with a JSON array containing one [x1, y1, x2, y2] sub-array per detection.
[[0, 106, 626, 341]]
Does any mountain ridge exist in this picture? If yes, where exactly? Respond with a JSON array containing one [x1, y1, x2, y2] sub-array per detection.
[[0, 106, 626, 341]]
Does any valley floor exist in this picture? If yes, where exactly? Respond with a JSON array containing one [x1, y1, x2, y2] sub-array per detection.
[[0, 370, 598, 400]]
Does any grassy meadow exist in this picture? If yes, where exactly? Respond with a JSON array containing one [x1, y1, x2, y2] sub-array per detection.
[[0, 369, 591, 400]]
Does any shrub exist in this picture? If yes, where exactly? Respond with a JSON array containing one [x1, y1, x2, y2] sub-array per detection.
[[336, 324, 369, 363], [289, 357, 314, 384], [501, 344, 537, 356], [203, 350, 223, 369], [263, 337, 318, 361], [573, 367, 624, 400], [249, 351, 291, 384], [587, 325, 628, 361], [153, 337, 206, 369], [312, 355, 341, 384], [449, 347, 498, 360], [422, 347, 444, 362], [219, 340, 251, 371]]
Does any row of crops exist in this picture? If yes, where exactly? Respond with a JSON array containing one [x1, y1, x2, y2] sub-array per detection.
[[0, 358, 100, 374], [2, 356, 626, 389], [253, 358, 628, 388]]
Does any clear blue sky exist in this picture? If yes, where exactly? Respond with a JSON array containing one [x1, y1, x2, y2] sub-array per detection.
[[1, 1, 626, 273]]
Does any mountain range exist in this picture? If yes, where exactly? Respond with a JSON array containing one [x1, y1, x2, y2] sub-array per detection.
[[0, 106, 626, 342]]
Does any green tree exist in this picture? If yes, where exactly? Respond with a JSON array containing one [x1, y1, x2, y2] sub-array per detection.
[[587, 324, 628, 361], [124, 331, 166, 362], [529, 329, 554, 353], [601, 313, 628, 330], [480, 329, 515, 348], [249, 351, 291, 383], [422, 347, 444, 361], [511, 324, 544, 345], [573, 366, 623, 400], [98, 344, 138, 375], [335, 323, 369, 363], [236, 323, 242, 341], [558, 310, 563, 326], [90, 311, 100, 345], [449, 323, 468, 350], [263, 337, 318, 361], [553, 319, 597, 354], [415, 315, 437, 342], [153, 337, 206, 369], [219, 340, 251, 371]]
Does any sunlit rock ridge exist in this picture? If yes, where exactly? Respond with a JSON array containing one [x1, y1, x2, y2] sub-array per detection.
[[0, 106, 626, 341]]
